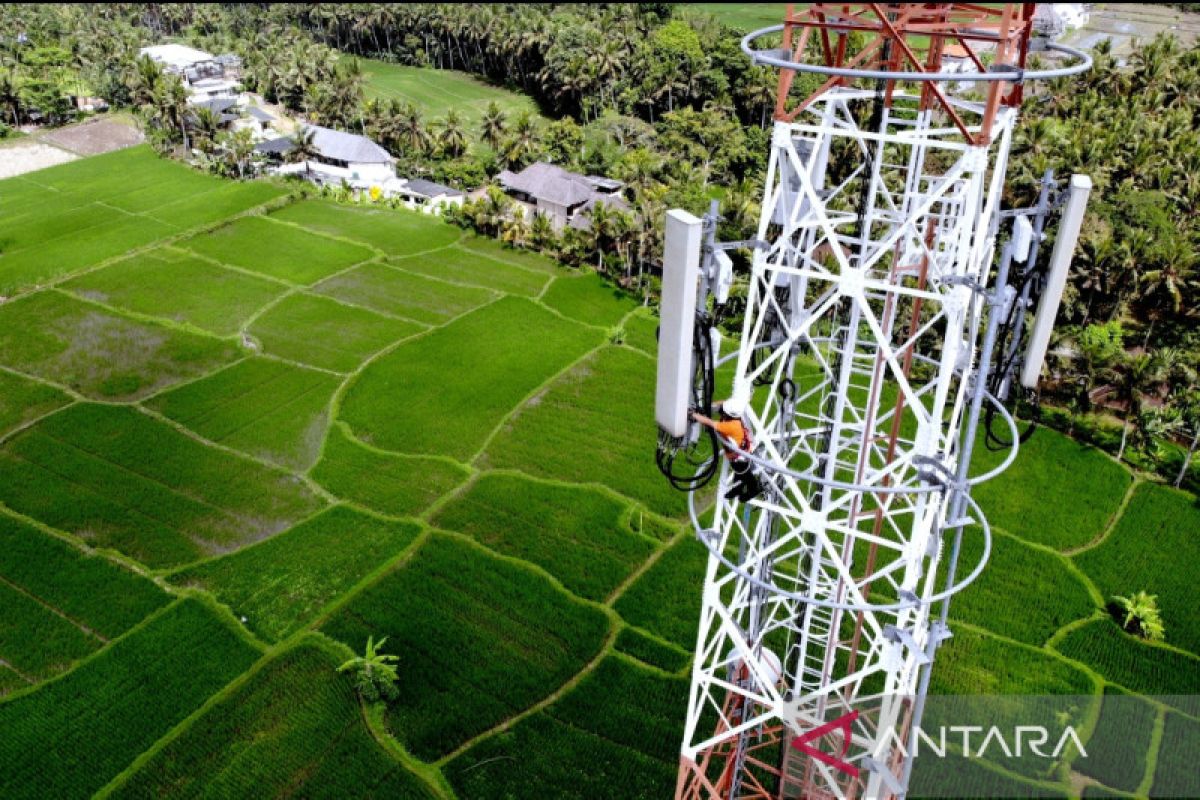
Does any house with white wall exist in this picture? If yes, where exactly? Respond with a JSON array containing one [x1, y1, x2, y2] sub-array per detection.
[[272, 125, 395, 186], [139, 43, 242, 101], [1033, 4, 1090, 38], [395, 178, 465, 213]]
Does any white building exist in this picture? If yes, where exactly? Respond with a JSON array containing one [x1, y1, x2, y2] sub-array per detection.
[[394, 178, 465, 213], [272, 125, 395, 186], [232, 106, 277, 139], [139, 43, 215, 73], [1033, 4, 1090, 38], [139, 43, 242, 101]]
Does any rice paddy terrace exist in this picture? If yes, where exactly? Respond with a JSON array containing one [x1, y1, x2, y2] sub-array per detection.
[[358, 59, 547, 138], [0, 146, 1196, 799]]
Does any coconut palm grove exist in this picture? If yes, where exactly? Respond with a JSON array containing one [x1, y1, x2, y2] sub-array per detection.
[[0, 3, 1198, 799]]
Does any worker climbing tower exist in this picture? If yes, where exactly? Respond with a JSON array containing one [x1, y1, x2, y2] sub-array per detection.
[[654, 5, 1093, 798]]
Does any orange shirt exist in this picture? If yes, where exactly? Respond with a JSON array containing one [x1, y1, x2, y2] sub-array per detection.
[[713, 418, 751, 457]]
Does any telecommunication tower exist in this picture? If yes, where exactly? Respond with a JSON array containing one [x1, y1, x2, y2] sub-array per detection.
[[654, 5, 1093, 798]]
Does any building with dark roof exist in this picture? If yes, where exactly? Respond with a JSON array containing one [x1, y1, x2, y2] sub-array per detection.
[[253, 136, 293, 158], [496, 162, 627, 230]]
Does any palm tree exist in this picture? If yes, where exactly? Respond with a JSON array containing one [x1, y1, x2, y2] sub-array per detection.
[[529, 211, 555, 252], [189, 106, 223, 154], [1112, 591, 1165, 641], [221, 127, 257, 179], [501, 211, 530, 248], [287, 125, 321, 178], [1131, 406, 1182, 460], [1175, 389, 1200, 488], [502, 110, 540, 169], [126, 54, 162, 110], [480, 100, 506, 151], [436, 109, 468, 158], [337, 635, 400, 702], [0, 68, 22, 127], [150, 73, 190, 151], [1110, 352, 1161, 461], [1137, 248, 1198, 346], [475, 186, 512, 236], [396, 102, 430, 156], [614, 147, 662, 197]]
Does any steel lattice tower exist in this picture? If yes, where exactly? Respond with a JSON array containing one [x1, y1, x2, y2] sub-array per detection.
[[669, 5, 1092, 799]]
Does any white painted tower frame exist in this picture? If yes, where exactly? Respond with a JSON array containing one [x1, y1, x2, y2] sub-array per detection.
[[677, 88, 1020, 799]]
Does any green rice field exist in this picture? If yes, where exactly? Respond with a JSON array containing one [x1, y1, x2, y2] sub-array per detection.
[[683, 3, 789, 32], [358, 59, 546, 140], [0, 145, 1195, 799]]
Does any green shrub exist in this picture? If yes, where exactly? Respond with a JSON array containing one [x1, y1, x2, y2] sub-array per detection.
[[338, 634, 401, 702], [1111, 590, 1165, 641], [320, 533, 608, 760], [434, 473, 656, 601], [0, 598, 260, 800]]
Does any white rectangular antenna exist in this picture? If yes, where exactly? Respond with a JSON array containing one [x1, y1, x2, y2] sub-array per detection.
[[656, 209, 703, 437], [1021, 174, 1092, 388], [1012, 215, 1033, 262], [714, 250, 734, 304]]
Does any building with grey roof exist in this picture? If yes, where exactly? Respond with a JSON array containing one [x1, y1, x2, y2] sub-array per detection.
[[497, 162, 627, 230], [272, 125, 395, 186]]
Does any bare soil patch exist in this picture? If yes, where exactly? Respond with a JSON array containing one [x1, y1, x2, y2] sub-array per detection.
[[0, 143, 77, 179], [38, 117, 144, 157]]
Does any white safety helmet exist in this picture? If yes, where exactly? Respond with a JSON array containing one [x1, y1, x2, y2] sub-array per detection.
[[721, 396, 746, 418]]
